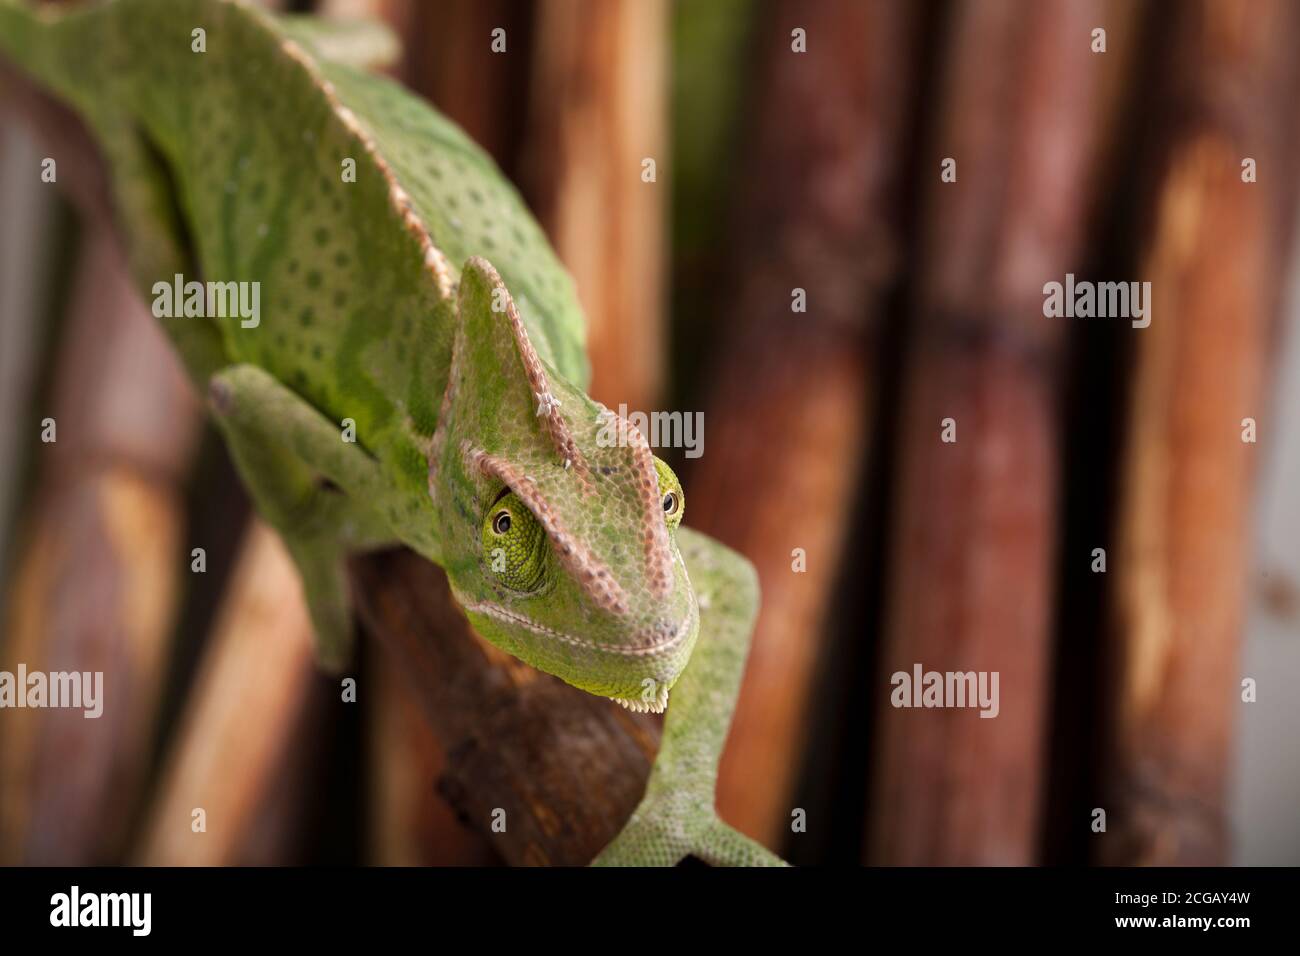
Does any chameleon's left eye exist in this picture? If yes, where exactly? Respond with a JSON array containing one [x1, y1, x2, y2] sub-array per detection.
[[653, 457, 685, 531], [481, 491, 548, 592]]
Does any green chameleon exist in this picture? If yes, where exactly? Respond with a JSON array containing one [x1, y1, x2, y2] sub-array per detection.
[[0, 0, 786, 866]]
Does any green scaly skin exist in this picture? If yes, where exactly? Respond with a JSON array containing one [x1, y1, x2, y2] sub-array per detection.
[[0, 0, 787, 867]]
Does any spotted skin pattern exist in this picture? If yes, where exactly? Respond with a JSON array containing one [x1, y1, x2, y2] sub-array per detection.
[[0, 0, 787, 866]]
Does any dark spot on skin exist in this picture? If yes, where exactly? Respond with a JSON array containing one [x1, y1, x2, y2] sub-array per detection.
[[600, 466, 617, 476], [312, 345, 324, 360], [307, 270, 322, 289], [333, 291, 347, 308], [288, 259, 299, 275], [334, 252, 349, 268], [314, 227, 330, 247], [299, 308, 314, 327]]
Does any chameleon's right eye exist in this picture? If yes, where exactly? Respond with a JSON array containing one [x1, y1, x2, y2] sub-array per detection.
[[653, 457, 685, 531], [481, 491, 547, 592]]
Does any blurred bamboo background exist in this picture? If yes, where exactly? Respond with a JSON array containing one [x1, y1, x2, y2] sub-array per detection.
[[2, 0, 1299, 866]]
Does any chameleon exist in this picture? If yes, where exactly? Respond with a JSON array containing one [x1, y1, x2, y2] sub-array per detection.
[[0, 0, 787, 866]]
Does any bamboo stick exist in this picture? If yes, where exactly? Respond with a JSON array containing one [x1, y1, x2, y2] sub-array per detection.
[[137, 522, 318, 865], [1104, 0, 1300, 866], [0, 221, 199, 864], [682, 0, 916, 850], [868, 0, 1104, 865], [523, 0, 667, 413]]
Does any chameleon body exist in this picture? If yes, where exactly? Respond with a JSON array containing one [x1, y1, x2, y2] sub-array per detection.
[[0, 0, 785, 866]]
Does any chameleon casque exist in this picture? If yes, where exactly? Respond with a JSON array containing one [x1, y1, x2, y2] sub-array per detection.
[[0, 0, 787, 865]]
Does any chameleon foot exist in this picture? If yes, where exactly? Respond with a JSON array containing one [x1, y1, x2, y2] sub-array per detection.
[[592, 787, 787, 867]]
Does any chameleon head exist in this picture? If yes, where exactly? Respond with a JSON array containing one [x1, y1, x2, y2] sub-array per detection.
[[430, 258, 698, 713]]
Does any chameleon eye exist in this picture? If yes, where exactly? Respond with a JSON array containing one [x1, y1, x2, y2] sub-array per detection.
[[481, 492, 547, 592], [652, 457, 685, 530]]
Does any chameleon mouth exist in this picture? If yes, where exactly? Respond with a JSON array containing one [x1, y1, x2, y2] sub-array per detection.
[[457, 597, 695, 659]]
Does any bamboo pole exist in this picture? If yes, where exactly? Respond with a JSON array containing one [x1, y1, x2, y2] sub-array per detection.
[[682, 0, 916, 850], [0, 217, 199, 864], [868, 0, 1104, 865], [523, 0, 667, 413], [1103, 0, 1300, 866], [137, 522, 319, 865]]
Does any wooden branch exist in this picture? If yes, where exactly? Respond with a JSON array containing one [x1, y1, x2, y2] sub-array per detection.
[[1103, 0, 1300, 866], [867, 0, 1104, 865], [349, 549, 659, 866], [365, 639, 499, 865]]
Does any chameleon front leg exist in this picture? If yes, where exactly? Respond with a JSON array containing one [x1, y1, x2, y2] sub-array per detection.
[[208, 363, 397, 670], [592, 527, 788, 867]]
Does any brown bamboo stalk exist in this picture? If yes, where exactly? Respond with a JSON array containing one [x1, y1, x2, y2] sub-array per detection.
[[680, 0, 914, 850], [0, 220, 200, 865], [867, 0, 1104, 865], [137, 522, 318, 865], [523, 0, 667, 412], [390, 0, 532, 170], [1103, 0, 1300, 866]]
